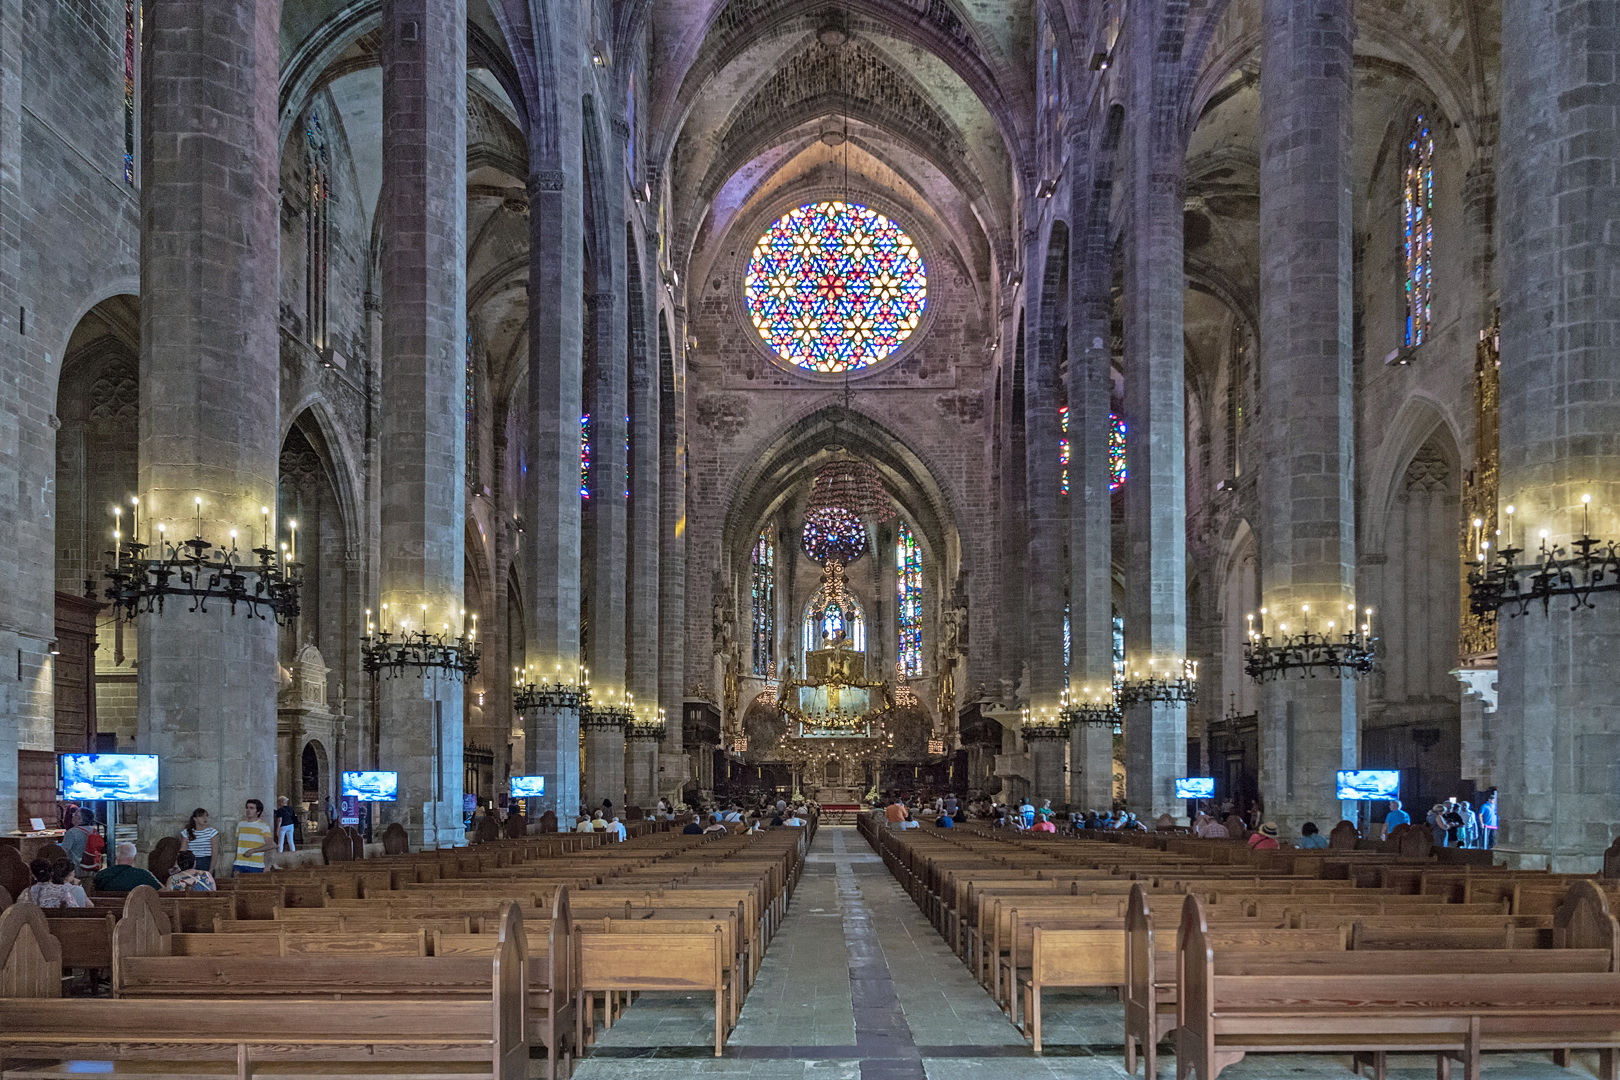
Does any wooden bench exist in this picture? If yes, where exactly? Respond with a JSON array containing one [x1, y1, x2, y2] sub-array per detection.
[[575, 926, 732, 1056], [0, 899, 528, 1079], [1175, 888, 1620, 1080]]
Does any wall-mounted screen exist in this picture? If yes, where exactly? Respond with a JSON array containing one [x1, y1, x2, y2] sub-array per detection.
[[59, 754, 159, 802], [341, 771, 399, 802], [1174, 777, 1215, 799], [1336, 769, 1399, 800], [510, 775, 546, 798]]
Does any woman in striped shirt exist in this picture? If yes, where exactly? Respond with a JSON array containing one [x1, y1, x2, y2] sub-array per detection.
[[179, 807, 220, 872]]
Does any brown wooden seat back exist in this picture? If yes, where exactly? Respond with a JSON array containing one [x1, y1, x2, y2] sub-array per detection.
[[382, 822, 411, 855]]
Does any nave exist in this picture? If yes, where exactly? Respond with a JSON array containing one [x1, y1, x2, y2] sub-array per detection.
[[572, 827, 1586, 1080]]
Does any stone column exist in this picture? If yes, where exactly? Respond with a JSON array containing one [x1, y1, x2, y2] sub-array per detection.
[[136, 0, 281, 846], [657, 306, 689, 796], [1068, 151, 1120, 813], [1493, 0, 1620, 869], [582, 707, 626, 812], [376, 0, 467, 849], [624, 729, 659, 807], [1025, 728, 1068, 809], [1121, 2, 1189, 821], [628, 228, 662, 791], [1256, 0, 1358, 831], [521, 125, 585, 827]]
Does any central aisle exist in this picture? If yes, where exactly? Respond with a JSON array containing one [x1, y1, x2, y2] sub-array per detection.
[[571, 825, 1127, 1080]]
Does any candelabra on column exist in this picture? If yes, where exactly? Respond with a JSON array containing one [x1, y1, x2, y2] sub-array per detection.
[[1241, 604, 1374, 682], [1059, 684, 1123, 731], [361, 603, 479, 678], [1467, 496, 1620, 618], [513, 663, 587, 711], [1118, 658, 1199, 704]]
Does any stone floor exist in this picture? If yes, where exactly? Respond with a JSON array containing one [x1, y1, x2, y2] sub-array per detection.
[[571, 826, 1599, 1080]]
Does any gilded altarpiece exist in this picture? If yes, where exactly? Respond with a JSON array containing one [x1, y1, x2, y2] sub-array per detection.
[[1459, 317, 1499, 662]]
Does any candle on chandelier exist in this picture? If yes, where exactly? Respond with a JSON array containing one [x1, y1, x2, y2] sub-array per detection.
[[287, 521, 296, 562], [194, 496, 203, 537], [261, 507, 271, 550], [1582, 493, 1592, 536], [130, 496, 139, 544]]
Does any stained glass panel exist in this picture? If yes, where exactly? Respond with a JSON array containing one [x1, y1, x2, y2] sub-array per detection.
[[897, 522, 923, 677], [123, 0, 137, 184], [744, 201, 927, 373], [803, 594, 866, 655], [1403, 114, 1434, 348], [1059, 405, 1071, 494], [751, 532, 775, 676], [579, 413, 591, 500], [1110, 413, 1127, 491]]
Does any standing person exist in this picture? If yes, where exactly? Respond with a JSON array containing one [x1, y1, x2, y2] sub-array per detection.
[[1457, 799, 1479, 849], [92, 842, 162, 893], [274, 796, 299, 852], [179, 808, 220, 872], [1380, 799, 1410, 841], [1479, 790, 1499, 849], [231, 799, 275, 875], [1019, 798, 1036, 828], [60, 807, 95, 870], [1442, 798, 1465, 847], [324, 795, 338, 831]]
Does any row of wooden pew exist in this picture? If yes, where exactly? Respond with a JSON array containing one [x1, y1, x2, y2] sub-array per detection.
[[0, 819, 814, 1079], [860, 817, 1620, 1080]]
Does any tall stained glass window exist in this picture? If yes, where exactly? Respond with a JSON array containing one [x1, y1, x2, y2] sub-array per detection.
[[1060, 408, 1127, 492], [751, 531, 775, 676], [1403, 114, 1434, 347], [123, 0, 137, 183], [305, 112, 331, 349], [579, 414, 592, 499], [897, 522, 923, 677], [1110, 413, 1127, 491], [1058, 405, 1071, 494], [744, 201, 927, 373]]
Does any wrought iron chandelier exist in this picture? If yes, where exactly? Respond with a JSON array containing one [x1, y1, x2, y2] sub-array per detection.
[[1242, 606, 1375, 682], [1468, 498, 1620, 618], [513, 663, 587, 711], [88, 497, 301, 624], [1060, 685, 1123, 729], [625, 707, 668, 741], [1020, 705, 1073, 739], [1118, 658, 1199, 704], [580, 690, 637, 731], [361, 603, 479, 679]]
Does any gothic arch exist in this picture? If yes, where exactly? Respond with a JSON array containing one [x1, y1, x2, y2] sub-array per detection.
[[1362, 395, 1464, 555]]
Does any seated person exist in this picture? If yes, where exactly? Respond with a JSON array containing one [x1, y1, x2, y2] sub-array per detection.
[[164, 849, 217, 891], [935, 813, 954, 828], [702, 817, 729, 834], [1247, 821, 1281, 850], [93, 842, 163, 893], [606, 816, 628, 842], [1294, 821, 1329, 849], [27, 858, 89, 908], [575, 813, 598, 833], [783, 811, 806, 827], [1030, 812, 1057, 834], [681, 815, 706, 835]]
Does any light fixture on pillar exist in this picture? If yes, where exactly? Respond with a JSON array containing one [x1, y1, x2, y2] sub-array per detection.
[[626, 706, 667, 741], [1467, 497, 1620, 617], [1020, 705, 1074, 740], [87, 496, 302, 623], [511, 663, 589, 712], [1241, 605, 1375, 682], [1118, 658, 1199, 704], [1059, 685, 1124, 729], [361, 604, 480, 679], [580, 689, 635, 731], [513, 663, 587, 711]]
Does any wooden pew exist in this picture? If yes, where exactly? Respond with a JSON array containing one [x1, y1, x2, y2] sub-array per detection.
[[574, 924, 732, 1056], [0, 897, 529, 1079], [1174, 888, 1620, 1080]]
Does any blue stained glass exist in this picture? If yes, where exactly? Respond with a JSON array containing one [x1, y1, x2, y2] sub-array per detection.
[[580, 413, 591, 499], [744, 201, 928, 373], [1403, 115, 1434, 348], [752, 532, 775, 676]]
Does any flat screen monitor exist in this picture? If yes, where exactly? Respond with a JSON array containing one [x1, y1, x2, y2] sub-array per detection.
[[1336, 769, 1399, 800], [59, 754, 159, 802], [510, 775, 546, 798], [1174, 776, 1215, 800], [341, 771, 399, 802]]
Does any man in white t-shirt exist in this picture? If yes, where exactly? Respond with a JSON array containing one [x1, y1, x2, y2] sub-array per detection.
[[574, 815, 596, 833]]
